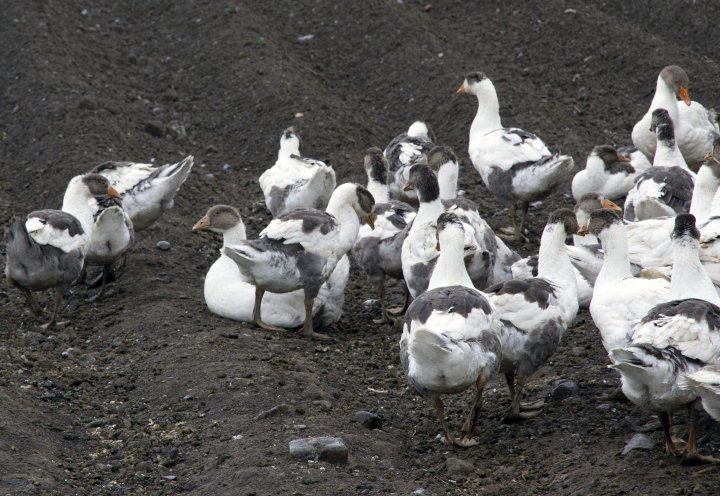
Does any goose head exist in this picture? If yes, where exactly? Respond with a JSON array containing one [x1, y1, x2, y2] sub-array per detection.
[[671, 213, 701, 247], [575, 193, 622, 228], [403, 163, 440, 203], [363, 147, 388, 186], [407, 121, 435, 142], [78, 173, 122, 201], [650, 108, 676, 144], [278, 126, 302, 157], [659, 65, 691, 106], [192, 205, 243, 233], [580, 208, 623, 239]]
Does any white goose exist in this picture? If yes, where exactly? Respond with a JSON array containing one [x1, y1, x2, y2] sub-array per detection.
[[352, 147, 416, 323], [427, 145, 520, 288], [61, 173, 133, 300], [193, 205, 348, 328], [584, 209, 671, 353], [400, 212, 502, 446], [624, 109, 695, 222], [92, 155, 194, 231], [571, 145, 648, 202], [485, 209, 579, 421], [512, 193, 622, 308], [609, 214, 720, 462], [457, 72, 574, 242], [5, 210, 88, 327], [384, 121, 435, 207], [258, 127, 337, 218], [632, 65, 720, 169], [224, 183, 374, 340]]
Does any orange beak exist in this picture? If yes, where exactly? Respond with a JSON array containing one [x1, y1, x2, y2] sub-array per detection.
[[678, 86, 691, 106], [365, 212, 376, 230], [192, 216, 211, 232], [618, 154, 631, 163], [602, 199, 622, 213], [577, 225, 589, 235], [403, 182, 414, 192], [107, 186, 122, 199], [455, 83, 466, 95]]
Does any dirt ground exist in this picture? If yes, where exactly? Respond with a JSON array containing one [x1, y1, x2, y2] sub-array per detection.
[[2, 1, 720, 494]]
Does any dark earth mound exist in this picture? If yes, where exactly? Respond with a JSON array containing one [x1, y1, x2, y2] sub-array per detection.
[[2, 1, 720, 494]]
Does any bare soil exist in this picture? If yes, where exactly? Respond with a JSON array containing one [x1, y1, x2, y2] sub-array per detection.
[[2, 1, 720, 495]]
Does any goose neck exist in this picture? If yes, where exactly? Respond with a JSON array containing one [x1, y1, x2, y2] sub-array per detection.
[[595, 224, 633, 285], [428, 233, 474, 290]]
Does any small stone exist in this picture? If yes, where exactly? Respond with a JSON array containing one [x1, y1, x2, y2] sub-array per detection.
[[81, 8, 89, 16], [314, 399, 332, 411], [61, 348, 76, 358], [620, 433, 655, 455], [161, 475, 176, 481], [596, 403, 613, 412], [183, 394, 193, 401], [445, 457, 475, 477], [167, 121, 186, 140], [355, 410, 382, 430], [297, 34, 315, 42], [144, 121, 166, 138], [289, 437, 348, 464], [156, 240, 171, 251], [78, 96, 97, 110], [547, 379, 579, 402], [254, 403, 289, 420]]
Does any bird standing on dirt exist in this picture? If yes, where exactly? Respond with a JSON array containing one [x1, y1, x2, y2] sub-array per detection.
[[91, 155, 194, 231], [609, 214, 720, 463], [457, 72, 574, 242], [400, 212, 502, 446], [5, 210, 88, 328], [224, 183, 374, 340], [62, 173, 133, 300], [484, 209, 579, 421], [352, 148, 416, 323], [259, 127, 337, 218]]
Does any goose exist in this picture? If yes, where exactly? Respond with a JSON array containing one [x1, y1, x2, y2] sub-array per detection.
[[61, 173, 133, 300], [571, 145, 648, 202], [583, 209, 671, 353], [224, 183, 374, 340], [400, 212, 502, 446], [609, 215, 720, 462], [484, 209, 579, 421], [193, 205, 348, 328], [401, 164, 485, 299], [511, 194, 622, 308], [678, 361, 720, 422], [427, 145, 520, 288], [457, 72, 574, 242], [258, 127, 337, 218], [352, 148, 416, 323], [624, 109, 695, 222], [91, 155, 194, 231], [5, 210, 88, 328], [384, 121, 435, 207], [632, 65, 720, 169]]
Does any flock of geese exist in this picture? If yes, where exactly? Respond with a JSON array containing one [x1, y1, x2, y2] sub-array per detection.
[[5, 66, 720, 463]]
